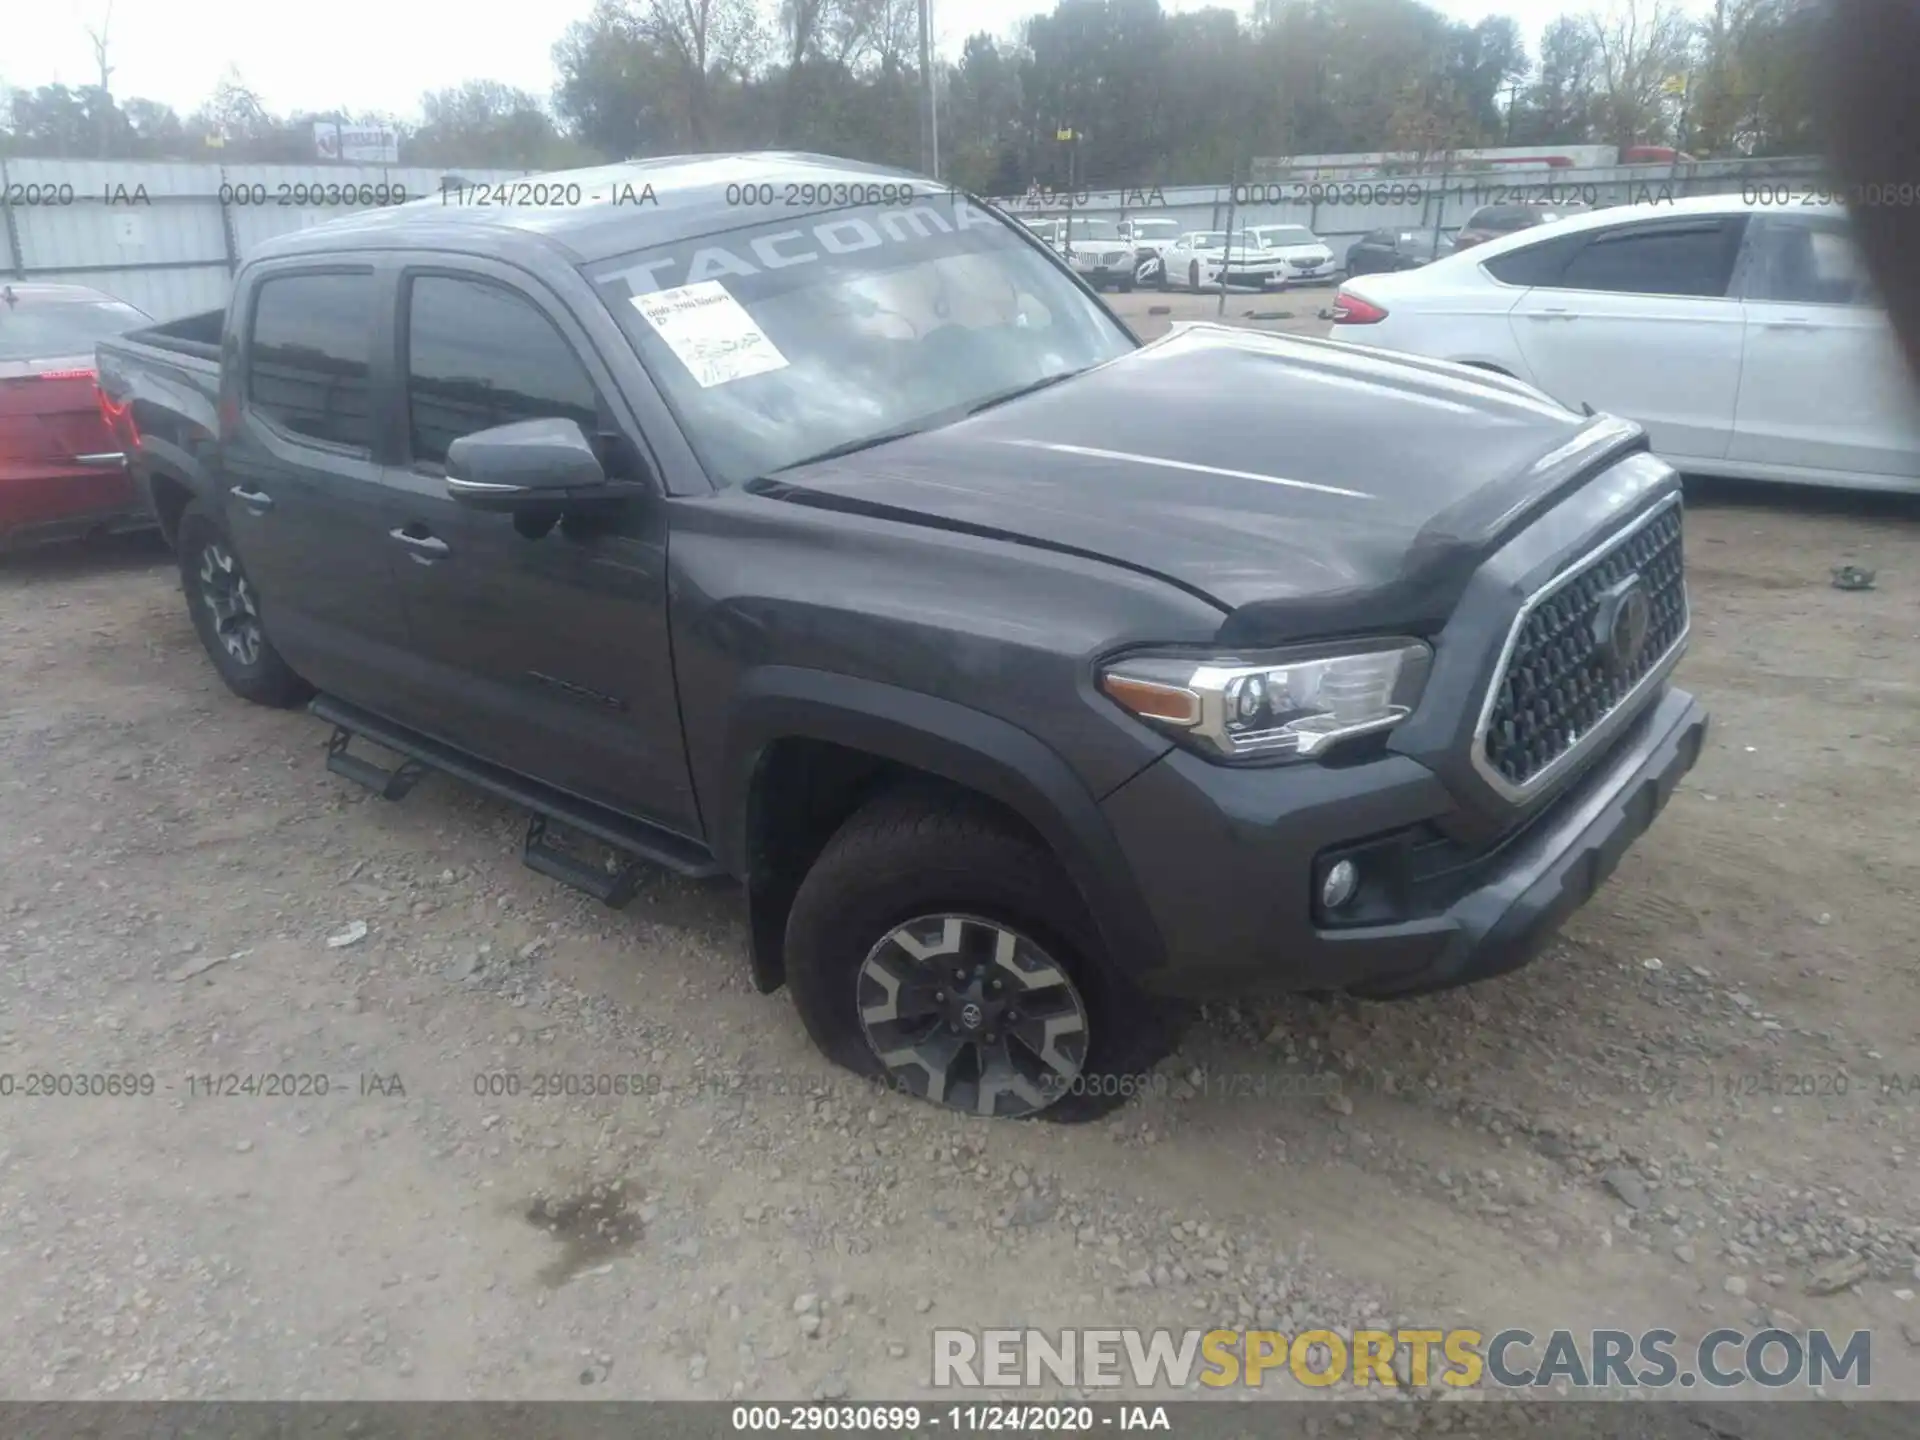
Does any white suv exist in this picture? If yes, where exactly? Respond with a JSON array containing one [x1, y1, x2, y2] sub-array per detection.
[[1054, 217, 1139, 292]]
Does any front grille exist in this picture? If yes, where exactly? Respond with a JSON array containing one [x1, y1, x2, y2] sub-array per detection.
[[1479, 498, 1688, 794]]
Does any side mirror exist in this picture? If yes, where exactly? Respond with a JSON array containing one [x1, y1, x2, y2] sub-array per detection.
[[445, 418, 607, 512]]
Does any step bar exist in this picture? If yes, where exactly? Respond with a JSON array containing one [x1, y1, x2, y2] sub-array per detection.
[[310, 694, 724, 906]]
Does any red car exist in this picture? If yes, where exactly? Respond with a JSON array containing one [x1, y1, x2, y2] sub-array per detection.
[[0, 282, 154, 550]]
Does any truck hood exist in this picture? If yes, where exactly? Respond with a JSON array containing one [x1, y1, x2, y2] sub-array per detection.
[[753, 324, 1649, 642]]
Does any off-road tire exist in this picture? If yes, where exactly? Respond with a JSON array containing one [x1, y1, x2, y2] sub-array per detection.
[[784, 787, 1182, 1122], [176, 501, 312, 708]]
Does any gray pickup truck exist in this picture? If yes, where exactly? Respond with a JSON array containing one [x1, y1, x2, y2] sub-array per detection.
[[96, 153, 1708, 1121]]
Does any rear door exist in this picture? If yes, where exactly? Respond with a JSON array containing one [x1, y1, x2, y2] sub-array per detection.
[[1730, 212, 1920, 480], [383, 261, 698, 831], [1507, 214, 1748, 462], [219, 264, 414, 702]]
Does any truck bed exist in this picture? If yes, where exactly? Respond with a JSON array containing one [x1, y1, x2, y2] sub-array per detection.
[[95, 312, 227, 527], [120, 308, 224, 363]]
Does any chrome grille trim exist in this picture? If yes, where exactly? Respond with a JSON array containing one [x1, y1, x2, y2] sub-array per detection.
[[1470, 491, 1691, 803]]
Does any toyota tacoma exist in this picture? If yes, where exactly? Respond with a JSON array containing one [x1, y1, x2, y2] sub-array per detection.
[[95, 154, 1708, 1121]]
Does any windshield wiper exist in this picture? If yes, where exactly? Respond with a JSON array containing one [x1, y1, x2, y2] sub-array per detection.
[[964, 367, 1089, 417]]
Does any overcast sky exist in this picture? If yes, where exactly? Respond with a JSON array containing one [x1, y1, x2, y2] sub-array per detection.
[[7, 0, 1703, 123]]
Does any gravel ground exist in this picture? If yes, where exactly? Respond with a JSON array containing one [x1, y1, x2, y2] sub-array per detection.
[[1, 376, 1917, 1407]]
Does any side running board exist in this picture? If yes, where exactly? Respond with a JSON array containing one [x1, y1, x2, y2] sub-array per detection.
[[309, 693, 724, 908], [327, 727, 429, 800]]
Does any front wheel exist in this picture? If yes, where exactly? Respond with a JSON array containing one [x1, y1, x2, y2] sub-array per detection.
[[783, 788, 1182, 1122], [176, 502, 312, 708]]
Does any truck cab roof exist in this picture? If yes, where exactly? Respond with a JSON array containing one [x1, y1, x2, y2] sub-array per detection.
[[255, 153, 935, 267]]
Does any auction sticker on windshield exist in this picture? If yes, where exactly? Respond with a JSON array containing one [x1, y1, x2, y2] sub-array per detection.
[[629, 281, 789, 388]]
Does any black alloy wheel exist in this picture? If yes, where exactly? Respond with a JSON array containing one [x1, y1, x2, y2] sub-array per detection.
[[173, 500, 312, 707], [856, 913, 1090, 1118], [195, 535, 265, 669]]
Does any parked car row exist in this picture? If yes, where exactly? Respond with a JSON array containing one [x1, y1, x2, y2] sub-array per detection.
[[1016, 211, 1492, 293], [1329, 193, 1920, 491]]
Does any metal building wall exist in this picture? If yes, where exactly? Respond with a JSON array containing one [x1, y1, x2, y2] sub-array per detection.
[[0, 158, 533, 319]]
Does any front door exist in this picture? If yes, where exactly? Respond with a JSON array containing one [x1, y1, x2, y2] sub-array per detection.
[[1507, 215, 1749, 464], [383, 266, 699, 835]]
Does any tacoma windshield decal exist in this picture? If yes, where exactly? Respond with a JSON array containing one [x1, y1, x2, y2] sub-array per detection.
[[604, 201, 1001, 298]]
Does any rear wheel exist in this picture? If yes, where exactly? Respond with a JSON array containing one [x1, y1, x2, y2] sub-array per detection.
[[176, 502, 311, 708], [784, 788, 1182, 1122]]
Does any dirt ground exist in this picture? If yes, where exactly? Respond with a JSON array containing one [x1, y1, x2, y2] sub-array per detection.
[[1, 333, 1917, 1409]]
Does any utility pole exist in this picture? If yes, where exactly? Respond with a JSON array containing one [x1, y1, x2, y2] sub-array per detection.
[[918, 0, 939, 180]]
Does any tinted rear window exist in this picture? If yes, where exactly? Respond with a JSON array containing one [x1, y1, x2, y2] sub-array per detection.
[[1483, 233, 1589, 286], [0, 295, 148, 362], [247, 271, 378, 451], [1550, 219, 1745, 297]]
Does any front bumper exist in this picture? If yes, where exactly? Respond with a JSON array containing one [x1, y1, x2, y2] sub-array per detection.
[[1100, 684, 1708, 999], [1217, 267, 1288, 289]]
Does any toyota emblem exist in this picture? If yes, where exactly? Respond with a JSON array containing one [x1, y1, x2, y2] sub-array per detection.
[[1592, 574, 1652, 676]]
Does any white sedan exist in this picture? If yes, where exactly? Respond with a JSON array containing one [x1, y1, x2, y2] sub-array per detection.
[[1247, 224, 1340, 284], [1327, 192, 1920, 492], [1163, 231, 1290, 292]]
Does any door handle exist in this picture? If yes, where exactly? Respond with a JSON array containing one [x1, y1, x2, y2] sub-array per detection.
[[1530, 307, 1576, 320], [229, 484, 274, 511], [1763, 317, 1813, 330], [388, 527, 450, 560]]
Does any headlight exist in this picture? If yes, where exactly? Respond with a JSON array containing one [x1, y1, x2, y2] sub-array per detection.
[[1099, 640, 1432, 763]]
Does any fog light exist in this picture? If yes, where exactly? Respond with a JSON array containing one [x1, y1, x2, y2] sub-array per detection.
[[1321, 859, 1359, 911]]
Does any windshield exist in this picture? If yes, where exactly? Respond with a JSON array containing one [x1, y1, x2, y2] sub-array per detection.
[[592, 195, 1134, 485], [1256, 227, 1318, 247], [1065, 219, 1122, 240], [1130, 221, 1178, 235], [0, 294, 148, 362]]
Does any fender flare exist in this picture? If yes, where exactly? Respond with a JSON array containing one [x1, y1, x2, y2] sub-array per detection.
[[714, 666, 1169, 986]]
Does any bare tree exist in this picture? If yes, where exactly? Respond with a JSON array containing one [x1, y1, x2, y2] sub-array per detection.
[[632, 0, 758, 145], [84, 0, 115, 157], [1586, 0, 1696, 149]]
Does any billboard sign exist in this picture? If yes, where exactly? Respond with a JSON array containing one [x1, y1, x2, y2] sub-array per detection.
[[313, 122, 400, 165]]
